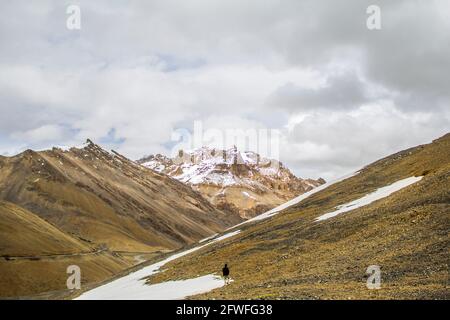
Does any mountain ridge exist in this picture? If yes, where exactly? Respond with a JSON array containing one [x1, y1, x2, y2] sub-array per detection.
[[138, 146, 325, 219], [0, 139, 241, 297]]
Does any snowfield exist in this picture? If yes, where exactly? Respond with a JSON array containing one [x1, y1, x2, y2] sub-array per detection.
[[77, 273, 224, 300], [75, 230, 241, 300], [212, 230, 241, 242], [316, 176, 423, 221]]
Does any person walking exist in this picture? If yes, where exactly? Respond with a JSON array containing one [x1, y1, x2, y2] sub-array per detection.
[[222, 263, 230, 285]]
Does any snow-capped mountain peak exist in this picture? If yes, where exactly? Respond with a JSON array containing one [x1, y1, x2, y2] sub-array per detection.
[[138, 147, 325, 219]]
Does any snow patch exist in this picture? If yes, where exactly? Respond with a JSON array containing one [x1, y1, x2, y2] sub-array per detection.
[[54, 145, 72, 152], [141, 160, 166, 172], [76, 230, 241, 300], [316, 176, 423, 221], [211, 230, 241, 242], [112, 274, 224, 300], [242, 191, 256, 199]]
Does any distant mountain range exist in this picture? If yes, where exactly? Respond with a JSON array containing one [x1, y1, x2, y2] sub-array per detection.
[[138, 146, 325, 219]]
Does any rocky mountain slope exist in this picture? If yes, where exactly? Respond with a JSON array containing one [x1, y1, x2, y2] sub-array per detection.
[[138, 146, 325, 219], [146, 133, 450, 299], [0, 140, 240, 297]]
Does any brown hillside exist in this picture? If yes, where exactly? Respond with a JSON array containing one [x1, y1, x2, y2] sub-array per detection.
[[0, 201, 130, 297], [0, 201, 89, 256], [0, 140, 241, 297], [148, 133, 450, 299], [0, 141, 240, 252]]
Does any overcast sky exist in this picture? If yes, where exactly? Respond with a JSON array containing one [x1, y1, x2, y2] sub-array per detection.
[[0, 0, 449, 180]]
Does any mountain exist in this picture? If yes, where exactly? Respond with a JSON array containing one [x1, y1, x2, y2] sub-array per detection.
[[143, 133, 450, 299], [0, 140, 240, 297], [137, 146, 325, 219]]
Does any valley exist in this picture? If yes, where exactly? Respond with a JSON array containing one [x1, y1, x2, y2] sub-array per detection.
[[1, 134, 448, 300]]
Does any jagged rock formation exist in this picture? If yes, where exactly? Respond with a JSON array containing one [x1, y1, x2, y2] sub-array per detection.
[[138, 147, 325, 219]]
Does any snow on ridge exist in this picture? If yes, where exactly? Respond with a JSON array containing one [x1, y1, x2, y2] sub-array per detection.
[[240, 151, 256, 164], [211, 230, 241, 242], [141, 160, 166, 172], [53, 145, 72, 152], [198, 230, 242, 244], [38, 141, 94, 153], [258, 166, 279, 177], [242, 191, 256, 200], [139, 146, 300, 189], [315, 176, 423, 221]]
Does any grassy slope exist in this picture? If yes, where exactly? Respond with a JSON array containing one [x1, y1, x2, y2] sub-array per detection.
[[149, 133, 450, 299], [0, 201, 130, 297], [0, 254, 130, 298], [0, 201, 90, 256]]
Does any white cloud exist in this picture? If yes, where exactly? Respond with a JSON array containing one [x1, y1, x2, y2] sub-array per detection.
[[0, 0, 448, 180], [281, 103, 450, 180], [11, 124, 68, 143]]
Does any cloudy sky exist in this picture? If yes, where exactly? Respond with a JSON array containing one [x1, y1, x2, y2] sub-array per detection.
[[0, 0, 449, 180]]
